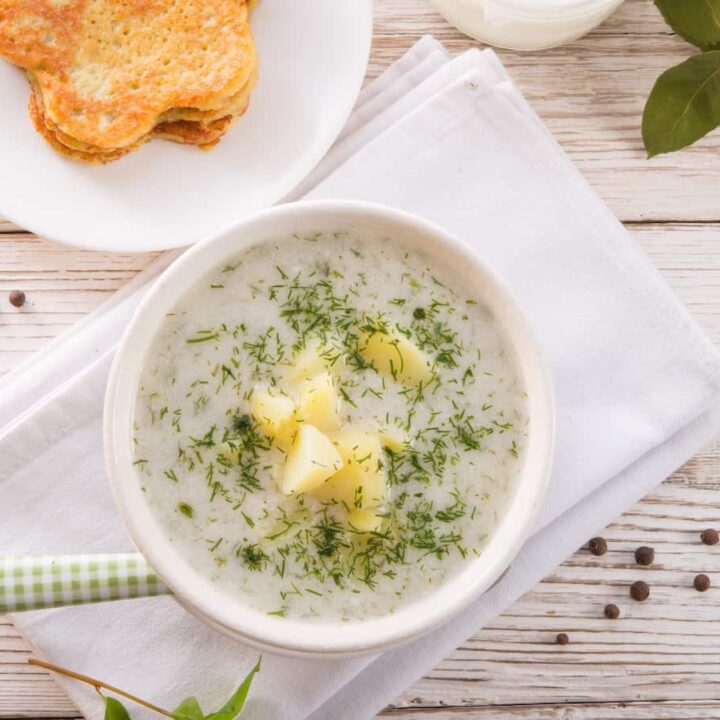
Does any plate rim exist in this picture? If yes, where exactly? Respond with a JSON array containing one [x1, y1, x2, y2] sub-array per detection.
[[0, 1, 374, 253]]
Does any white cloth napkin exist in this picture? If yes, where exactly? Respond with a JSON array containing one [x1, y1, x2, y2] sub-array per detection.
[[2, 37, 720, 720]]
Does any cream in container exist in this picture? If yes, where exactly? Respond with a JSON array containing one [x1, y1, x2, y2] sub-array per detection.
[[431, 0, 625, 51]]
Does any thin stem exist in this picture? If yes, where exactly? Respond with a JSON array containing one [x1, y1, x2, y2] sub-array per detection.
[[28, 657, 174, 718]]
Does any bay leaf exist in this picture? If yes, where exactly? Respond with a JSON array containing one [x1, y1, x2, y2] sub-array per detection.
[[104, 696, 132, 720], [206, 658, 262, 720], [642, 51, 720, 157], [172, 697, 205, 720], [654, 0, 720, 51]]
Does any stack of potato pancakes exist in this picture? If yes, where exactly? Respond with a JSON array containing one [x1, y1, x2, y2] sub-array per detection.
[[0, 0, 258, 163]]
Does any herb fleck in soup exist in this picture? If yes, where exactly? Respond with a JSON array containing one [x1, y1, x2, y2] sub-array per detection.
[[133, 229, 528, 620]]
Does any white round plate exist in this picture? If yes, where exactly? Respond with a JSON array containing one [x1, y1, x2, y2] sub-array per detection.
[[0, 1, 372, 252]]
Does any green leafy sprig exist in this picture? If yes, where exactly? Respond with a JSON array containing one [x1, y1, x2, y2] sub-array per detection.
[[643, 0, 720, 156], [28, 656, 261, 720]]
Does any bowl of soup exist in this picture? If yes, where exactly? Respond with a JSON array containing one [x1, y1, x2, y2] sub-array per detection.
[[104, 199, 554, 656]]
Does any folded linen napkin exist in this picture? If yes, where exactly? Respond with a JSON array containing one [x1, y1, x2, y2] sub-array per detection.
[[2, 37, 719, 720]]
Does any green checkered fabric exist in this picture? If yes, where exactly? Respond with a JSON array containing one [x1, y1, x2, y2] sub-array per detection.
[[0, 553, 170, 613]]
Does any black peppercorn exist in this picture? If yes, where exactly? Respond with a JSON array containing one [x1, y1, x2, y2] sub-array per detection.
[[8, 290, 25, 307], [604, 603, 620, 619], [413, 307, 426, 320], [694, 574, 711, 592], [630, 580, 650, 601], [588, 537, 607, 556], [635, 546, 655, 566], [701, 529, 719, 546], [556, 633, 569, 645]]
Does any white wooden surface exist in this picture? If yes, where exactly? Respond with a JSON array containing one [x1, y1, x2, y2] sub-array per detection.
[[2, 0, 720, 717]]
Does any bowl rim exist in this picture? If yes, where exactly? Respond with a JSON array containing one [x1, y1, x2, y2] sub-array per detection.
[[104, 199, 555, 656]]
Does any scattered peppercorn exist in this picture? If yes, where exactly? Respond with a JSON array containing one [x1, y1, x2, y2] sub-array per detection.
[[701, 529, 719, 546], [635, 546, 655, 566], [413, 307, 426, 320], [556, 633, 569, 645], [630, 580, 650, 601], [588, 537, 607, 556], [604, 603, 620, 619], [8, 290, 25, 308], [694, 574, 711, 592]]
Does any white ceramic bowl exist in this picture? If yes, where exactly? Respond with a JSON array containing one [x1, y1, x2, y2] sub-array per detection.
[[104, 200, 555, 657]]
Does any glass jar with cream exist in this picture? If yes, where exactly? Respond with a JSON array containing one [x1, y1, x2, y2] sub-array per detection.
[[431, 0, 626, 51]]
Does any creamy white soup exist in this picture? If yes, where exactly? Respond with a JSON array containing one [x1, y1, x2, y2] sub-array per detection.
[[133, 229, 528, 621]]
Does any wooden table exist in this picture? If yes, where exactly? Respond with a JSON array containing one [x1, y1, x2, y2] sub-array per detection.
[[2, 1, 720, 717]]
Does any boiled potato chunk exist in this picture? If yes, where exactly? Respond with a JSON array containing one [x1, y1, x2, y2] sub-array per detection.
[[296, 372, 340, 431], [379, 428, 408, 453], [360, 329, 432, 385], [281, 425, 344, 495], [251, 388, 295, 437], [311, 428, 386, 509], [286, 339, 332, 382], [347, 508, 383, 533]]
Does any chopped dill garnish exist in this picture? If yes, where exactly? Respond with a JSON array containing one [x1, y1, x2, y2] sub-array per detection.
[[312, 514, 348, 558], [177, 502, 194, 519], [133, 238, 527, 618], [237, 543, 270, 571], [232, 414, 252, 433], [435, 491, 467, 522], [186, 330, 219, 344]]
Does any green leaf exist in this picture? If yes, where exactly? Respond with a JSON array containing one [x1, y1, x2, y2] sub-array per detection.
[[206, 658, 262, 720], [654, 0, 720, 51], [642, 51, 720, 157], [104, 696, 132, 720], [172, 696, 206, 720]]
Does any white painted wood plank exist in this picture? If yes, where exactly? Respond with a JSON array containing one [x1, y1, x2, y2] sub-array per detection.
[[371, 0, 720, 223], [380, 701, 720, 719], [383, 448, 720, 714], [1, 2, 719, 232], [1, 448, 719, 718], [1, 223, 718, 370], [1, 1, 720, 717], [0, 616, 78, 718]]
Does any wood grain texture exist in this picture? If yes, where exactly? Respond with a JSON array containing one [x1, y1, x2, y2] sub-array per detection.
[[382, 450, 720, 715], [1, 0, 720, 717], [0, 615, 78, 717], [1, 449, 719, 719], [381, 703, 720, 719], [1, 223, 717, 372], [373, 0, 720, 223]]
